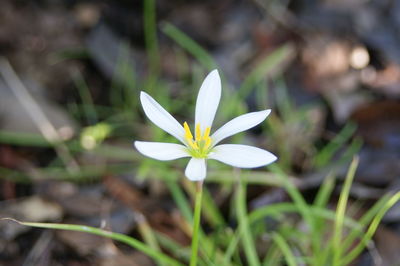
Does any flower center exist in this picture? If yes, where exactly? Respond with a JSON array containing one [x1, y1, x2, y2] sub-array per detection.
[[183, 122, 212, 158]]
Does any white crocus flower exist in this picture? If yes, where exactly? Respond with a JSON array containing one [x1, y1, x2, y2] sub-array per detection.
[[134, 70, 277, 181]]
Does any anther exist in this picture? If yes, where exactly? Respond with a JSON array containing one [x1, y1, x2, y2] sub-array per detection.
[[195, 124, 201, 141]]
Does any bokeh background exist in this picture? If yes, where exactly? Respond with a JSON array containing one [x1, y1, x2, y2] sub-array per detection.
[[0, 0, 400, 265]]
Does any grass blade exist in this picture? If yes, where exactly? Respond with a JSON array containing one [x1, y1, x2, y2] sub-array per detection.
[[272, 232, 297, 266], [314, 122, 357, 168], [143, 0, 160, 75], [161, 22, 217, 71], [2, 219, 183, 266], [268, 164, 318, 259], [236, 180, 261, 266], [332, 157, 359, 266], [238, 44, 295, 99], [340, 192, 400, 265]]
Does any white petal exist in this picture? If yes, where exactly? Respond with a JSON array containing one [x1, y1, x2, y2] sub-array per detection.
[[195, 70, 221, 133], [209, 144, 277, 168], [185, 158, 207, 181], [134, 141, 189, 161], [140, 91, 185, 143], [211, 110, 271, 146]]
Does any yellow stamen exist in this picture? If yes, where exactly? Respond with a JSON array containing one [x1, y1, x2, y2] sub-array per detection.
[[183, 122, 193, 140], [204, 137, 211, 150], [193, 142, 199, 149], [195, 123, 201, 141], [188, 139, 199, 149], [182, 122, 212, 158], [203, 127, 211, 140]]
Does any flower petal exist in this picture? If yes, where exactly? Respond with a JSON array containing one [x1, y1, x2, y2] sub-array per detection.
[[134, 141, 189, 161], [209, 144, 277, 168], [140, 91, 185, 143], [185, 158, 207, 181], [211, 110, 271, 146], [195, 70, 221, 133]]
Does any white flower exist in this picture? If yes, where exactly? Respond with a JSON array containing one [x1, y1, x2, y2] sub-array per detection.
[[134, 70, 277, 181]]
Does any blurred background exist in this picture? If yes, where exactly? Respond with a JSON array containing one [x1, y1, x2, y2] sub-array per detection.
[[0, 0, 399, 265]]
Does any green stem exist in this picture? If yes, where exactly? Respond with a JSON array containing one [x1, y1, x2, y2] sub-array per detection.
[[190, 180, 204, 266]]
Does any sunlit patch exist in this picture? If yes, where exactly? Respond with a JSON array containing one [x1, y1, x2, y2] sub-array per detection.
[[350, 46, 370, 69], [183, 122, 212, 158]]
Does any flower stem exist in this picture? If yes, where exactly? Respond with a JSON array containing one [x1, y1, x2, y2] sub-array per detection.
[[190, 180, 204, 266]]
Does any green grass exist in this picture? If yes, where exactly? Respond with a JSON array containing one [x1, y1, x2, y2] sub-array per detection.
[[4, 161, 398, 265]]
